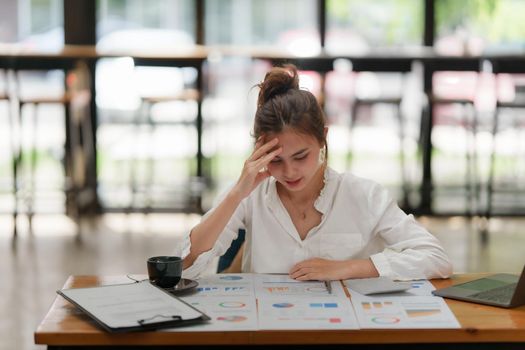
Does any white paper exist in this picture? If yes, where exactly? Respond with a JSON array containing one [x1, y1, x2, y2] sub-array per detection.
[[347, 279, 436, 298], [253, 274, 346, 298], [253, 274, 358, 330], [350, 294, 460, 329], [347, 279, 458, 329], [60, 282, 204, 329], [403, 280, 436, 296], [196, 273, 255, 285], [257, 296, 359, 330], [172, 295, 258, 331], [168, 274, 258, 331], [194, 273, 255, 297]]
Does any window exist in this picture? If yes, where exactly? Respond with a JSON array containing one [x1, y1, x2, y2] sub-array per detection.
[[326, 0, 423, 54], [0, 0, 63, 48], [435, 0, 525, 55], [97, 0, 195, 49], [205, 0, 319, 56]]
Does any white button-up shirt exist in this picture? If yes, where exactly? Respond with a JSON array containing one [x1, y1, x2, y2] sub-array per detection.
[[182, 168, 452, 280]]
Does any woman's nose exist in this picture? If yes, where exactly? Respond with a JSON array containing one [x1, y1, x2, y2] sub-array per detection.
[[283, 162, 295, 178]]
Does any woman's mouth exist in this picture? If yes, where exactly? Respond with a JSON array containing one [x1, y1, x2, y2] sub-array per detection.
[[285, 178, 302, 187]]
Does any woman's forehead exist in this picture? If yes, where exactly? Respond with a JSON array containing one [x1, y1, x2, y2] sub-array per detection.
[[268, 129, 313, 140], [265, 129, 319, 150]]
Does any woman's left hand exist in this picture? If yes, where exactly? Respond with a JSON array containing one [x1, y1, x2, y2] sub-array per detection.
[[289, 258, 350, 281], [289, 258, 379, 281]]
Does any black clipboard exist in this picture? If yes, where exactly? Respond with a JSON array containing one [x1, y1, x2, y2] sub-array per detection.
[[58, 281, 210, 333]]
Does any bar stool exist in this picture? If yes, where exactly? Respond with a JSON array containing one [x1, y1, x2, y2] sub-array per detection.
[[0, 69, 18, 236], [430, 71, 481, 216], [346, 71, 410, 209], [129, 66, 202, 213], [485, 74, 525, 235], [14, 69, 71, 230]]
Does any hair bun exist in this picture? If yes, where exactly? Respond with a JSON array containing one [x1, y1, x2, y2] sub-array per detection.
[[257, 64, 299, 107]]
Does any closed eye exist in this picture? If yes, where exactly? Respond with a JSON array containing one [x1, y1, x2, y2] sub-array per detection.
[[294, 153, 308, 161], [270, 153, 308, 163]]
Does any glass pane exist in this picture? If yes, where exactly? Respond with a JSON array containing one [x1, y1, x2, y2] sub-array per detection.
[[96, 1, 199, 211], [0, 0, 63, 48], [97, 0, 196, 49], [435, 0, 525, 55], [326, 0, 423, 54], [205, 0, 319, 55]]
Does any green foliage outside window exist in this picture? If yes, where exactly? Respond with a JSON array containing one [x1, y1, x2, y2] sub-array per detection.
[[436, 0, 525, 48], [327, 0, 423, 46], [30, 0, 62, 34]]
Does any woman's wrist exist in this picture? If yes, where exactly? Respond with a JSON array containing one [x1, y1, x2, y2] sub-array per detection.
[[343, 259, 380, 279], [227, 186, 245, 204]]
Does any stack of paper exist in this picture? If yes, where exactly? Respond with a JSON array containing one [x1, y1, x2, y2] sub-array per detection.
[[167, 274, 460, 332]]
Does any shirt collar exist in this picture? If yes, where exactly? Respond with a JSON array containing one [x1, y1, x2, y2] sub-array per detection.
[[314, 166, 337, 214], [264, 167, 337, 215]]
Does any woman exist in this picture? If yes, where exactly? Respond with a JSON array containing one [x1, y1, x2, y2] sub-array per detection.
[[182, 64, 452, 281]]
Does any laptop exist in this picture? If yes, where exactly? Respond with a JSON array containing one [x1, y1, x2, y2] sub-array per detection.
[[432, 265, 525, 308]]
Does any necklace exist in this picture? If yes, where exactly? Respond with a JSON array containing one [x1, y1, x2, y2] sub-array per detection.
[[280, 182, 324, 221], [279, 166, 326, 221], [283, 193, 317, 220]]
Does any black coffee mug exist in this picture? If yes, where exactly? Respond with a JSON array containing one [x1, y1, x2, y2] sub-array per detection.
[[147, 256, 183, 288]]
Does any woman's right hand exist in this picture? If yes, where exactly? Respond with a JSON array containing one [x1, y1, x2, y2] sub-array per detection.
[[232, 137, 282, 199]]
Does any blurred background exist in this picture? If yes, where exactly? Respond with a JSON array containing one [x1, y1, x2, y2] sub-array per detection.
[[1, 0, 525, 218], [1, 1, 525, 349]]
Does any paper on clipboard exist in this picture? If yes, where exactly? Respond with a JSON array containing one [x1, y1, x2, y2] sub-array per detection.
[[58, 281, 209, 332]]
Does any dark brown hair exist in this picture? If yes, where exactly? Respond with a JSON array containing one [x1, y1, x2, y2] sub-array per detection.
[[254, 64, 327, 157]]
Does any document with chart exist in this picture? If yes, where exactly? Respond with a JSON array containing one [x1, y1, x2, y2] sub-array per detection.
[[191, 273, 255, 297], [174, 295, 258, 331], [257, 296, 359, 330], [254, 274, 359, 330], [253, 274, 346, 298], [348, 280, 460, 329], [172, 274, 258, 331]]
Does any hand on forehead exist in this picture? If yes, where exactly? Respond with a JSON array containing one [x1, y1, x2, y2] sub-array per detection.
[[262, 130, 319, 155]]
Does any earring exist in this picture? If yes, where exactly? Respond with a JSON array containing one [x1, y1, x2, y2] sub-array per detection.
[[318, 147, 326, 164]]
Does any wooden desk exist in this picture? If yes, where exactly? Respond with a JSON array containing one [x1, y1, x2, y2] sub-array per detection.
[[34, 274, 525, 349]]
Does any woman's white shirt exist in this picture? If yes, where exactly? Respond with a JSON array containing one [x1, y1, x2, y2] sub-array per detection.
[[182, 167, 452, 281]]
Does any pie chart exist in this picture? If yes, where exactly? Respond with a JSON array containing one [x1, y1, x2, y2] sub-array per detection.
[[217, 315, 247, 322]]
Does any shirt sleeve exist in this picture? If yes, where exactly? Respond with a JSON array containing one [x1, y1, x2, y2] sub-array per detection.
[[365, 182, 453, 281], [181, 189, 247, 280]]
